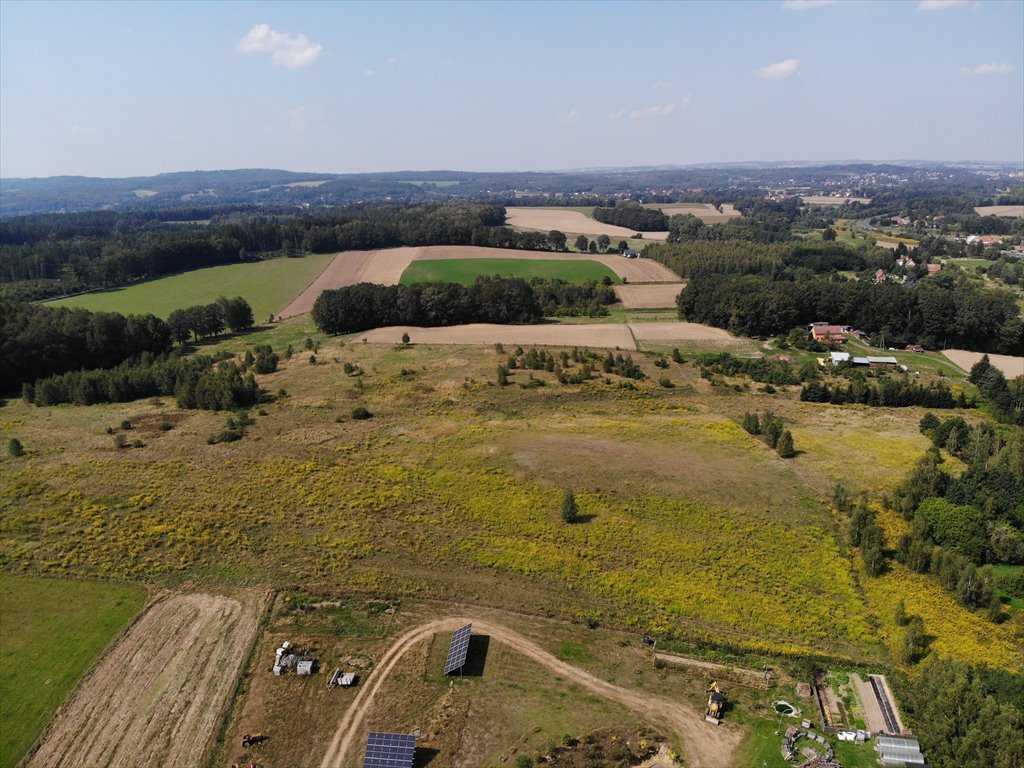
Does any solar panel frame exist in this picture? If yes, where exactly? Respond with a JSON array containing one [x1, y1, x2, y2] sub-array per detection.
[[443, 622, 472, 675], [363, 732, 416, 768]]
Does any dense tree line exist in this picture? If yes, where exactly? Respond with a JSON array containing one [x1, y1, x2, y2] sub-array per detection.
[[968, 354, 1024, 425], [592, 202, 668, 231], [1, 203, 507, 299], [311, 276, 618, 335], [0, 303, 172, 393], [674, 271, 1023, 354], [740, 410, 795, 457], [313, 277, 541, 334], [645, 240, 889, 279], [800, 378, 963, 409], [899, 658, 1023, 768], [22, 353, 260, 411], [167, 297, 254, 343]]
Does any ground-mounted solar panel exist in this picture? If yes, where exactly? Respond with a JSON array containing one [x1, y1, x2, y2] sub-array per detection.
[[443, 622, 472, 675], [363, 732, 416, 768]]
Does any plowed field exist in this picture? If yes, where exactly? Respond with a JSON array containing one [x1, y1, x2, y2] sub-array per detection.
[[26, 592, 264, 768]]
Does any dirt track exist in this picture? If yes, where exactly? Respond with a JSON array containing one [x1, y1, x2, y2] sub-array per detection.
[[505, 207, 670, 241], [943, 349, 1023, 378], [318, 617, 741, 768], [278, 246, 682, 319], [27, 592, 263, 768]]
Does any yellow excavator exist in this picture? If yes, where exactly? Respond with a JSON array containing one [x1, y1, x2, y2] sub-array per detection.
[[705, 682, 726, 725]]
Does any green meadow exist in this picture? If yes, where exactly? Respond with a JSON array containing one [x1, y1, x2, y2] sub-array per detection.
[[399, 258, 619, 286], [45, 253, 336, 320]]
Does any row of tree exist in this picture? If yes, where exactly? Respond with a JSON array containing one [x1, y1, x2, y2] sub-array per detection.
[[23, 354, 261, 411], [799, 379, 964, 409], [167, 297, 254, 343], [674, 271, 1023, 354], [0, 303, 172, 393]]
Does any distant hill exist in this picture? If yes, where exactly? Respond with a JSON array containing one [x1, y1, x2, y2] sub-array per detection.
[[2, 162, 1020, 216]]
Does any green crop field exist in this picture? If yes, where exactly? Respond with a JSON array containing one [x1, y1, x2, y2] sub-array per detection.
[[399, 257, 620, 285], [0, 576, 147, 768], [45, 253, 336, 321]]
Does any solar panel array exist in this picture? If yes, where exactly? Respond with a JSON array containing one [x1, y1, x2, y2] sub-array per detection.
[[363, 732, 416, 768], [443, 622, 473, 674]]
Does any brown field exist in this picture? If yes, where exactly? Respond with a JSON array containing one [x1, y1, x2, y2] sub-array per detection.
[[874, 239, 918, 251], [650, 203, 742, 221], [504, 207, 670, 240], [355, 323, 639, 349], [974, 205, 1024, 218], [318, 617, 739, 768], [942, 349, 1024, 378], [285, 180, 332, 187], [354, 320, 734, 349], [279, 246, 681, 318], [614, 283, 685, 308], [800, 195, 871, 206], [27, 592, 265, 768]]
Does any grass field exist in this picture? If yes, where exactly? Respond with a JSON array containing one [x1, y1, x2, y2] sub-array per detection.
[[399, 257, 620, 285], [45, 253, 336, 321], [0, 576, 147, 768]]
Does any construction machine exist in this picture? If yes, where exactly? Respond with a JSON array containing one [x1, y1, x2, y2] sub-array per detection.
[[705, 682, 726, 725], [241, 733, 267, 748]]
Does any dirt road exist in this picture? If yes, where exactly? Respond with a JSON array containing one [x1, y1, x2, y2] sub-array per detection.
[[318, 617, 741, 768], [27, 592, 264, 768]]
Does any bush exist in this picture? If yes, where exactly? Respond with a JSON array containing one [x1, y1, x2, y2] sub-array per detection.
[[158, 421, 173, 431], [132, 439, 145, 448], [561, 490, 579, 523], [120, 419, 133, 430], [659, 377, 675, 388], [352, 407, 372, 420], [113, 434, 128, 449], [8, 438, 25, 457]]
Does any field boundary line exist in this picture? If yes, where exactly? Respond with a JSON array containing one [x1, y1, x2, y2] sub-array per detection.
[[16, 587, 163, 768], [275, 252, 339, 319]]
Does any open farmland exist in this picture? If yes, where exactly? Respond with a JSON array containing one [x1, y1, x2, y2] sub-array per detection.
[[279, 246, 681, 318], [614, 283, 686, 308], [504, 207, 670, 240], [25, 592, 265, 768], [799, 195, 871, 206], [399, 257, 620, 285], [0, 576, 147, 768], [942, 349, 1024, 378], [646, 202, 743, 221], [45, 253, 336, 321], [974, 204, 1024, 217]]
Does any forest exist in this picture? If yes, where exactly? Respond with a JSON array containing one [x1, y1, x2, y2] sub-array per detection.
[[673, 271, 1024, 355]]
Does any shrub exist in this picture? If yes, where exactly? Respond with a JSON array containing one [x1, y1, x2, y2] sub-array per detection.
[[352, 407, 372, 420], [561, 490, 579, 523], [132, 439, 145, 448], [776, 430, 796, 458], [158, 422, 173, 432], [120, 419, 133, 430], [659, 377, 675, 388], [8, 438, 25, 457], [401, 332, 410, 344], [113, 434, 128, 449]]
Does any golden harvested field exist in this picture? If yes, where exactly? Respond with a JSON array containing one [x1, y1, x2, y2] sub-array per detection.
[[649, 203, 742, 221], [504, 207, 670, 240], [26, 592, 265, 768], [942, 349, 1023, 378], [614, 283, 686, 308], [355, 321, 733, 348], [279, 246, 681, 318], [974, 205, 1024, 218]]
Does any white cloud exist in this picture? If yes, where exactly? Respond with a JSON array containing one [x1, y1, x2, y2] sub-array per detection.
[[917, 0, 967, 10], [609, 109, 625, 120], [755, 58, 800, 80], [236, 24, 322, 68], [288, 106, 305, 131], [387, 56, 398, 65], [782, 1, 835, 9], [631, 103, 675, 120], [961, 62, 1011, 75], [560, 109, 581, 123], [682, 94, 692, 109], [653, 80, 673, 91], [365, 69, 377, 76]]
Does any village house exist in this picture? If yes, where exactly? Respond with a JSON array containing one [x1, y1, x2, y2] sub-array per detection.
[[927, 263, 942, 275], [874, 268, 888, 283], [811, 325, 847, 343]]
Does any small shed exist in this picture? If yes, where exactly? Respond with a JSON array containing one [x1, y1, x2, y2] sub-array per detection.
[[296, 659, 314, 676], [875, 735, 925, 766]]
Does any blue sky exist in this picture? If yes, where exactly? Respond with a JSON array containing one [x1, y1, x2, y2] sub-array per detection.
[[1, 0, 1021, 178]]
